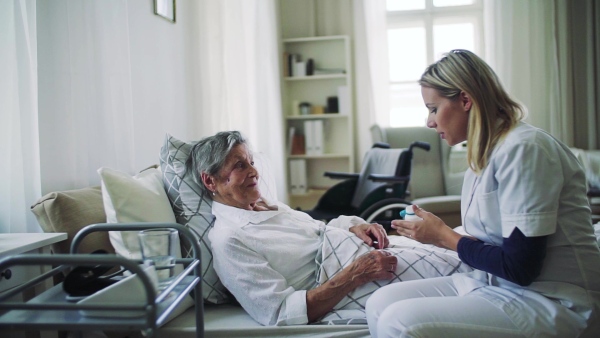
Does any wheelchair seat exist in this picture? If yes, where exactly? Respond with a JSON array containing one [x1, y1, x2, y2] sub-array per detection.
[[304, 141, 430, 228]]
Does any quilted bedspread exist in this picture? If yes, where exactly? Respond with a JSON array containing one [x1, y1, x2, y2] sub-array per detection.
[[314, 227, 473, 325]]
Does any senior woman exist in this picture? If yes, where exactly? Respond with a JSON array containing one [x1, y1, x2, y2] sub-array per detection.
[[186, 131, 471, 326]]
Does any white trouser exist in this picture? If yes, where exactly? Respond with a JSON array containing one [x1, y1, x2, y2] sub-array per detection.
[[365, 276, 525, 338]]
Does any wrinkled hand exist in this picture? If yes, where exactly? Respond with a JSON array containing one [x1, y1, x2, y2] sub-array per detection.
[[347, 250, 397, 284], [349, 223, 389, 249]]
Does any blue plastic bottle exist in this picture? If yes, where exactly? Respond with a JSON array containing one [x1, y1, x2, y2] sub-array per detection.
[[400, 205, 422, 221]]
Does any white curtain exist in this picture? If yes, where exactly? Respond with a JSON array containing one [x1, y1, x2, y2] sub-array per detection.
[[352, 0, 389, 164], [483, 0, 573, 145], [484, 0, 600, 148], [0, 0, 42, 233], [37, 0, 136, 195], [194, 0, 285, 200], [355, 0, 599, 150], [2, 0, 285, 233]]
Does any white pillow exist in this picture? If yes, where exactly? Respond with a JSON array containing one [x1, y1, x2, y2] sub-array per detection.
[[98, 166, 193, 323], [98, 167, 176, 259]]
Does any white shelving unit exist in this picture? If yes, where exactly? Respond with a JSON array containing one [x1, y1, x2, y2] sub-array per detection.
[[281, 35, 355, 209]]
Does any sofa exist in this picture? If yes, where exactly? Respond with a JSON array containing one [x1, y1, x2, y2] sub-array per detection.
[[30, 134, 371, 338]]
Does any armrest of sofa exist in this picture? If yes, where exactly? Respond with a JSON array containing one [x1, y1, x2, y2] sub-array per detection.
[[410, 195, 462, 228]]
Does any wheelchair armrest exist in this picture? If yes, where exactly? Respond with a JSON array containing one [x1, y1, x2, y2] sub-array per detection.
[[368, 174, 410, 184], [324, 172, 360, 180]]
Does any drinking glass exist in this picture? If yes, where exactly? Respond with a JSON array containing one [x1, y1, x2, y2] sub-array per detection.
[[138, 228, 178, 290]]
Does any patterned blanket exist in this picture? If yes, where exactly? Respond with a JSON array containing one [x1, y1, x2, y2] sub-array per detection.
[[314, 227, 473, 325]]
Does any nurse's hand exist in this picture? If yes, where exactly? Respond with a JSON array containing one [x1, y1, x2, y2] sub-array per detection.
[[391, 205, 461, 251], [350, 223, 389, 249]]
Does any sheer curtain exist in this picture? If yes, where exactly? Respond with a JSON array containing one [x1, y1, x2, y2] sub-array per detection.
[[352, 0, 389, 165], [193, 0, 285, 200], [483, 0, 573, 144], [355, 0, 599, 150], [485, 0, 599, 149], [0, 0, 42, 233], [2, 0, 285, 233], [37, 0, 136, 195]]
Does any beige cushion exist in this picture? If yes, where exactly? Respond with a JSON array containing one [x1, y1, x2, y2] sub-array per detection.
[[30, 186, 114, 254]]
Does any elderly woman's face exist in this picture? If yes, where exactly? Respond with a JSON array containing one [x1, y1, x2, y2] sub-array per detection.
[[211, 144, 261, 210]]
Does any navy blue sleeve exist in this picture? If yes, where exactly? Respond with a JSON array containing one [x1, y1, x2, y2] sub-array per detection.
[[457, 228, 548, 286]]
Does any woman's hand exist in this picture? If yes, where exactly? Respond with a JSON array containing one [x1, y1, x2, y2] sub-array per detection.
[[391, 205, 462, 250], [349, 223, 389, 249]]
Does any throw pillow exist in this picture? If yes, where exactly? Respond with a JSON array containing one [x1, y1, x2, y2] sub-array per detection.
[[159, 134, 230, 304], [30, 186, 113, 255], [98, 166, 194, 322]]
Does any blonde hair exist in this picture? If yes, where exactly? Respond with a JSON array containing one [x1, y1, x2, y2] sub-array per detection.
[[419, 49, 525, 173]]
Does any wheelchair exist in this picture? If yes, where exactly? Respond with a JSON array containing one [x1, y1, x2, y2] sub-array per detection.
[[304, 141, 431, 230]]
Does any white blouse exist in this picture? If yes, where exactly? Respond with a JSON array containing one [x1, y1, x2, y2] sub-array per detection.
[[208, 200, 366, 326]]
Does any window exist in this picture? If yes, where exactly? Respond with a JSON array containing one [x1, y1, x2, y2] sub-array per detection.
[[386, 0, 483, 127]]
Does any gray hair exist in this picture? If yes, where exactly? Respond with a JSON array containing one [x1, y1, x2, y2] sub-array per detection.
[[185, 131, 248, 195]]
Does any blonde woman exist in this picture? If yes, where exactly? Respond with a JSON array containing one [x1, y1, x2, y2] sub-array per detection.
[[366, 50, 600, 337]]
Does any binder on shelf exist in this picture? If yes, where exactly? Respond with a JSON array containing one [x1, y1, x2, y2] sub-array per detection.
[[313, 120, 324, 155], [290, 159, 307, 195], [303, 120, 324, 156], [287, 127, 295, 155], [304, 120, 315, 155], [337, 86, 350, 115]]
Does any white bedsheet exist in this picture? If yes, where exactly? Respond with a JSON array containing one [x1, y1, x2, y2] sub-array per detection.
[[160, 232, 471, 337], [160, 304, 370, 338]]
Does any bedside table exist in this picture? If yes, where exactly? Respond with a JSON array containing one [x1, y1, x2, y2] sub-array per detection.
[[0, 233, 67, 338], [0, 233, 67, 299]]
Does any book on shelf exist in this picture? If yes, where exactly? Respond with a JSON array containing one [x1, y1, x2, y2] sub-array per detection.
[[291, 134, 305, 155], [283, 52, 289, 77], [289, 159, 307, 195], [286, 53, 299, 77]]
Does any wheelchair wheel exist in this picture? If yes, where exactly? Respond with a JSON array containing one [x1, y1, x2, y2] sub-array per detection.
[[359, 198, 411, 224]]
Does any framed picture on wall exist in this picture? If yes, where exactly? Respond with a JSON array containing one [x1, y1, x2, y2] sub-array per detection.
[[154, 0, 176, 23]]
